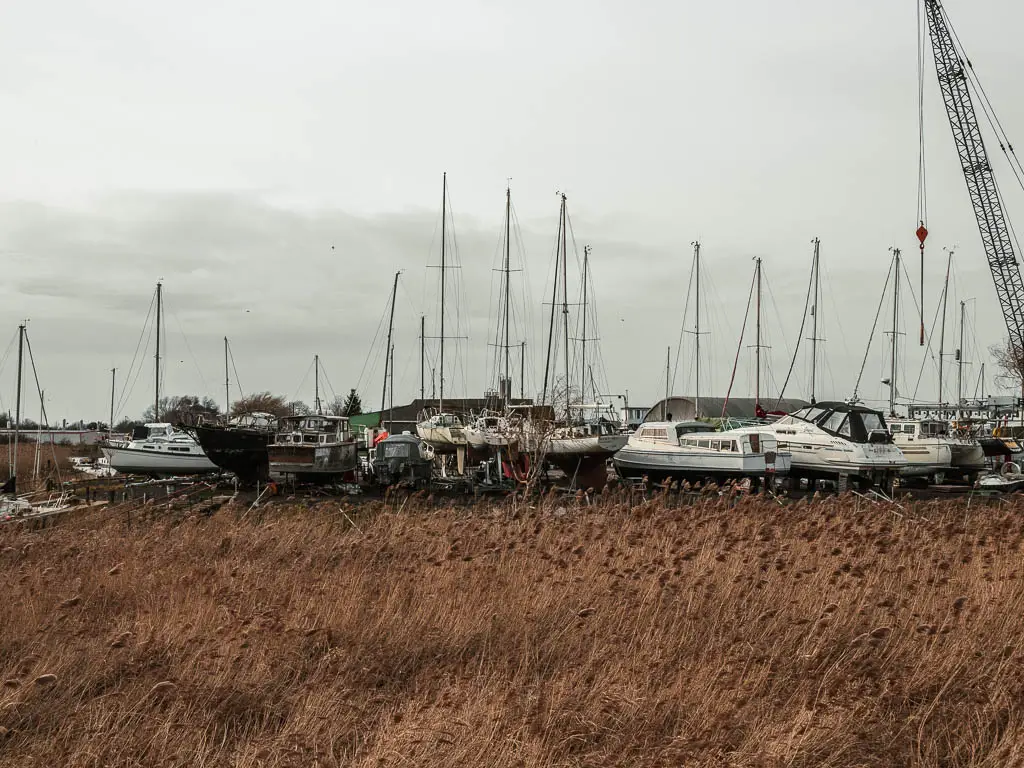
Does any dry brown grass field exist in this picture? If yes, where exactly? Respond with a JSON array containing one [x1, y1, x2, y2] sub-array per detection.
[[0, 442, 76, 492], [3, 490, 1024, 766]]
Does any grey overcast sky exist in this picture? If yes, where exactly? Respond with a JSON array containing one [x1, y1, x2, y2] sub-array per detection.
[[2, 0, 1024, 423]]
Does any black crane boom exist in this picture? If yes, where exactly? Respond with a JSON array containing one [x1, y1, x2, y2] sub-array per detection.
[[924, 0, 1024, 358]]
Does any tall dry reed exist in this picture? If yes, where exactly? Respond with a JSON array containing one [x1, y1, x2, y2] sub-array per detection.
[[2, 490, 1023, 766]]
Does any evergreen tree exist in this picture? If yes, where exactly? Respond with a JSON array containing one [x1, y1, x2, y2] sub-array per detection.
[[341, 389, 363, 416]]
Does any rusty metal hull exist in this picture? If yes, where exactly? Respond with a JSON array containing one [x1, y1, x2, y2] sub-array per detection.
[[268, 442, 358, 481]]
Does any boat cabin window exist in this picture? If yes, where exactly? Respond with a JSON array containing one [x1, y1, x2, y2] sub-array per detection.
[[821, 411, 847, 434], [802, 407, 828, 423], [698, 439, 711, 449], [640, 427, 669, 441], [383, 443, 411, 458]]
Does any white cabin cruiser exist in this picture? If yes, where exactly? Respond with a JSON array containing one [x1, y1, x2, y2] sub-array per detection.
[[101, 423, 218, 476], [764, 402, 906, 492], [888, 418, 954, 483], [613, 421, 782, 485]]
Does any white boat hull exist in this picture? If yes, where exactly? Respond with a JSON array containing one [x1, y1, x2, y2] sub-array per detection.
[[416, 424, 467, 450], [894, 442, 953, 478], [950, 441, 986, 472], [543, 433, 628, 457], [613, 446, 768, 479], [101, 445, 218, 476], [465, 427, 517, 450]]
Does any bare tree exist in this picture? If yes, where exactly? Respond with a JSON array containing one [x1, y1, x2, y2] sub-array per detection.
[[989, 341, 1024, 399], [231, 392, 291, 418]]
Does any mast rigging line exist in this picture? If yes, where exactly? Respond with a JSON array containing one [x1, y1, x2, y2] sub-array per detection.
[[910, 277, 948, 402], [23, 331, 63, 486], [759, 263, 795, 397], [852, 254, 897, 403], [169, 310, 209, 395], [227, 343, 245, 404], [774, 241, 818, 409], [114, 287, 158, 421], [288, 357, 317, 406], [670, 247, 698, 396], [721, 268, 758, 418]]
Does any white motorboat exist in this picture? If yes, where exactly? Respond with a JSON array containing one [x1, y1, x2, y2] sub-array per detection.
[[613, 421, 780, 485], [415, 412, 468, 452], [723, 424, 793, 477], [101, 423, 218, 476], [977, 462, 1024, 493], [888, 418, 954, 483], [763, 402, 906, 492]]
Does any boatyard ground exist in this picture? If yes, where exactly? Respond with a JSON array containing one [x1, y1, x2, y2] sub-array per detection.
[[2, 492, 1024, 766]]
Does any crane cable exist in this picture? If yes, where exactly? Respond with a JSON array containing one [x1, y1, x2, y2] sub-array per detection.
[[940, 3, 1024, 194], [916, 0, 928, 348]]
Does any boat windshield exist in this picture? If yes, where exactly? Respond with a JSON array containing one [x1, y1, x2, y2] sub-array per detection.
[[860, 412, 886, 434], [383, 443, 411, 458], [675, 423, 707, 439]]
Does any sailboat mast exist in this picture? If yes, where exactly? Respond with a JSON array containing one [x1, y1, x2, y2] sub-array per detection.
[[389, 344, 395, 432], [314, 354, 321, 414], [938, 251, 952, 404], [420, 315, 425, 401], [957, 300, 966, 407], [224, 337, 230, 416], [665, 346, 670, 418], [12, 324, 24, 480], [890, 248, 901, 416], [381, 271, 400, 414], [755, 258, 762, 409], [581, 245, 590, 404], [439, 172, 447, 414], [520, 342, 525, 400], [109, 367, 116, 439], [810, 238, 821, 404], [560, 194, 570, 413], [693, 240, 701, 416], [540, 198, 562, 407], [155, 282, 162, 421], [503, 185, 512, 405]]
